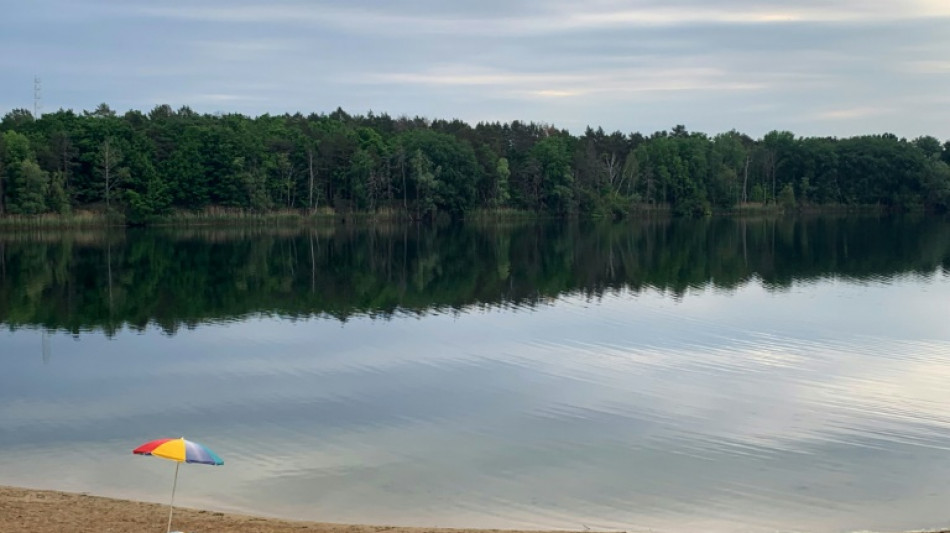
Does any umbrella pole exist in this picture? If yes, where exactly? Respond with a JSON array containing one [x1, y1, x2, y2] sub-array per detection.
[[166, 461, 180, 533]]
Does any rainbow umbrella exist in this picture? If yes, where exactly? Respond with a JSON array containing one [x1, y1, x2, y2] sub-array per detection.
[[133, 437, 224, 533]]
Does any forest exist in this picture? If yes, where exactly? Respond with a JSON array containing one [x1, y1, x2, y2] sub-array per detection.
[[1, 104, 949, 223]]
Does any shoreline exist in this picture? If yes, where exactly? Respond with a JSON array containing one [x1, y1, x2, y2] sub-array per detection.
[[0, 204, 903, 230], [0, 485, 581, 533], [4, 485, 950, 533]]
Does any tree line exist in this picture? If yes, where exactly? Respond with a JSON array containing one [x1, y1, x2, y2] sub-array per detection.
[[1, 104, 949, 222]]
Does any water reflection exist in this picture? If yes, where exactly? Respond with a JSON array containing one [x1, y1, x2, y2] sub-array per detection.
[[0, 216, 948, 334], [1, 218, 950, 532], [3, 280, 950, 531]]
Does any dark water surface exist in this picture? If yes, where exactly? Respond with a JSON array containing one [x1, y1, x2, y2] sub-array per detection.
[[2, 217, 950, 532]]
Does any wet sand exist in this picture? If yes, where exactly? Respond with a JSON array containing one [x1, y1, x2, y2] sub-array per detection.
[[0, 485, 579, 533]]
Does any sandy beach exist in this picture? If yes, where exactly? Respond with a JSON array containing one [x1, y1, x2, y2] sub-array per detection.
[[0, 486, 580, 533], [5, 485, 950, 533]]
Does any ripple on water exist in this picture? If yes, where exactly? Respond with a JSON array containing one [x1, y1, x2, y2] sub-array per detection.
[[4, 276, 950, 532]]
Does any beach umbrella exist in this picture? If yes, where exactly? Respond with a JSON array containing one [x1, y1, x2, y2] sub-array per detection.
[[133, 437, 224, 533]]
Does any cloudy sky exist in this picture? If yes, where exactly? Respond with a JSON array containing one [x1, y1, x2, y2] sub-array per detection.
[[2, 0, 949, 138]]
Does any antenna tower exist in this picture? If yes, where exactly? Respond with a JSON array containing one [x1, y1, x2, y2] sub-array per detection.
[[33, 76, 42, 118]]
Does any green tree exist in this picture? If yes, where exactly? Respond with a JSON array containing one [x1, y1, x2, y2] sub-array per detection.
[[410, 148, 437, 220], [530, 135, 574, 214], [244, 169, 271, 212], [125, 171, 171, 224], [49, 171, 70, 214], [97, 137, 127, 209], [1, 130, 35, 214], [778, 183, 796, 210], [0, 132, 6, 215], [710, 131, 748, 207], [345, 148, 372, 210], [761, 130, 795, 203], [922, 159, 950, 212], [397, 129, 479, 216], [12, 160, 49, 214], [1, 108, 34, 130], [914, 136, 942, 159], [494, 157, 511, 207]]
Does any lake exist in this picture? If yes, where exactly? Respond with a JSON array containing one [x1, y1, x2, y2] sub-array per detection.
[[1, 216, 950, 532]]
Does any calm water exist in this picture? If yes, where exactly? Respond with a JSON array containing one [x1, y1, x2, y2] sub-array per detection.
[[2, 217, 950, 532]]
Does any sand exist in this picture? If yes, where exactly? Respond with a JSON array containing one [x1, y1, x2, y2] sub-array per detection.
[[0, 486, 578, 533], [4, 485, 948, 533]]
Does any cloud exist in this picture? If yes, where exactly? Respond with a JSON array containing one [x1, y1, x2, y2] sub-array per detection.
[[191, 39, 301, 56], [189, 93, 266, 103], [121, 0, 950, 37], [2, 0, 949, 138], [814, 107, 891, 120], [534, 90, 583, 98], [902, 60, 950, 74], [361, 65, 767, 101]]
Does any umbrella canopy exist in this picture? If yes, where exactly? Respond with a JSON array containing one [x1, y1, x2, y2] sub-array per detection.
[[133, 437, 223, 533], [134, 437, 224, 465]]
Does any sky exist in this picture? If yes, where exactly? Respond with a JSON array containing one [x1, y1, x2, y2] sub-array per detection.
[[1, 0, 949, 139]]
